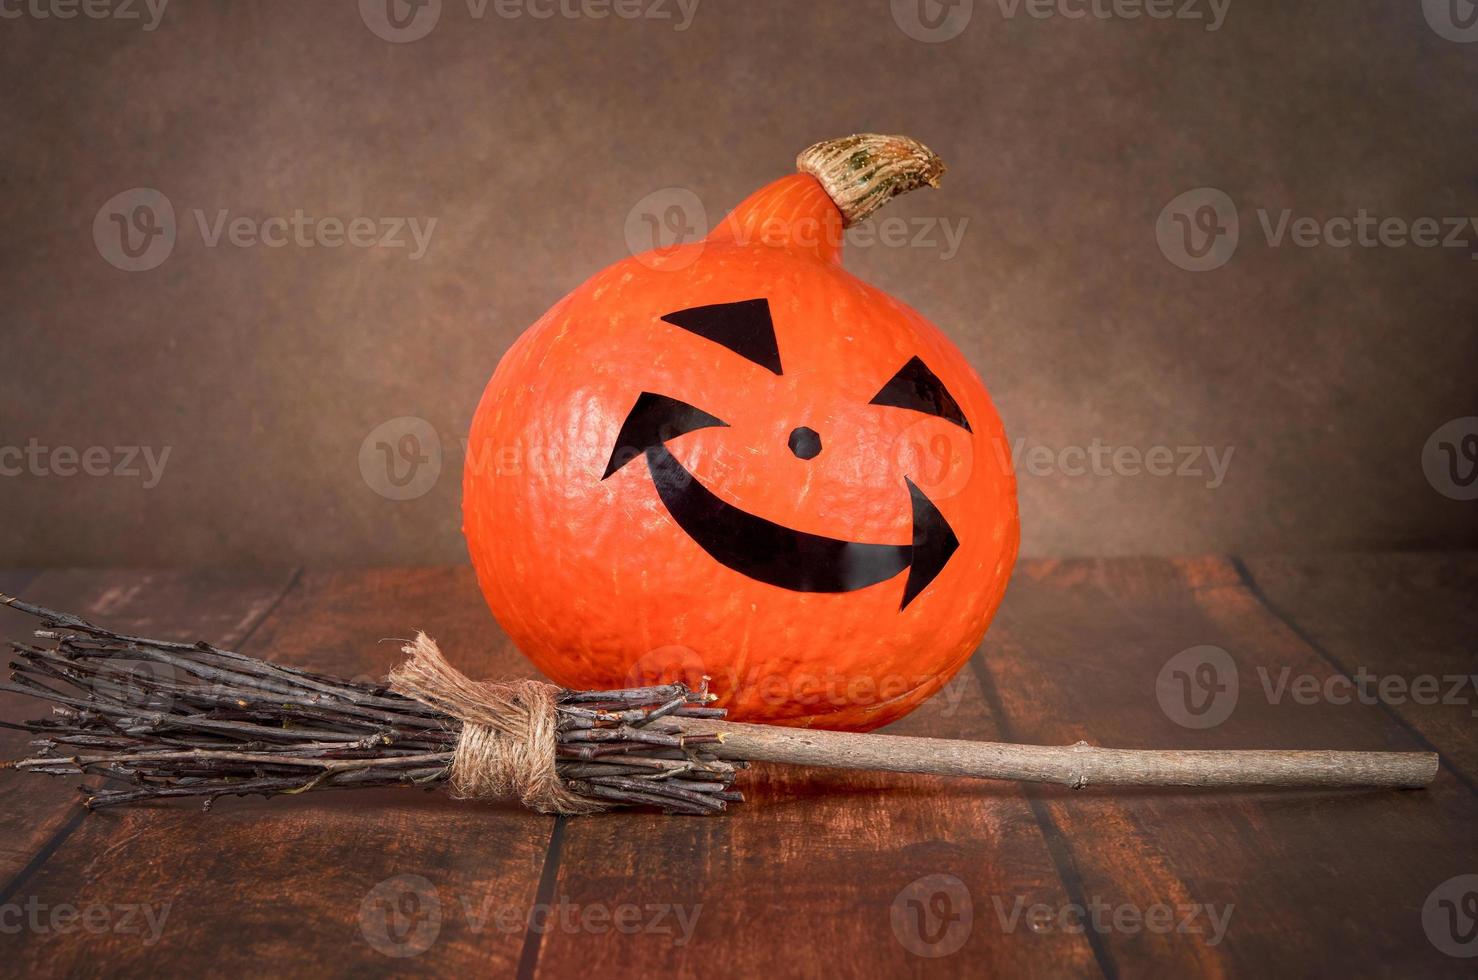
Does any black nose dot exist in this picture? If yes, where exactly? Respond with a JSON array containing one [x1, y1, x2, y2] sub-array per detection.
[[787, 426, 822, 460]]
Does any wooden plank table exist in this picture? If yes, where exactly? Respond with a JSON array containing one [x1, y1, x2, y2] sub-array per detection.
[[0, 555, 1473, 978]]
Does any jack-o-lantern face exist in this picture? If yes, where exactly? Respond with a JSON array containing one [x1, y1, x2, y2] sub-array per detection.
[[602, 298, 965, 610], [465, 139, 1019, 731]]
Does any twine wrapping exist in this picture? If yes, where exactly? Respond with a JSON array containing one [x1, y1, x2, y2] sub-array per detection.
[[388, 633, 605, 815]]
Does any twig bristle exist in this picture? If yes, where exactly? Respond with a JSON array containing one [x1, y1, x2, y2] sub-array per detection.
[[0, 597, 743, 815]]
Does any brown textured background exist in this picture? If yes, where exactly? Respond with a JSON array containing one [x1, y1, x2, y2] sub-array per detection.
[[0, 0, 1474, 566]]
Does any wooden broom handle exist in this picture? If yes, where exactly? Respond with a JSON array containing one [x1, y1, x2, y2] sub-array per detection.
[[671, 718, 1440, 789]]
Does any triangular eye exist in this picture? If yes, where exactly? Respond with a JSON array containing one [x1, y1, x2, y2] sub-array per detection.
[[869, 357, 971, 432], [661, 299, 783, 375]]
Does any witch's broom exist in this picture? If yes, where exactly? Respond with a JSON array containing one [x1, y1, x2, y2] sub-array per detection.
[[0, 595, 1437, 816]]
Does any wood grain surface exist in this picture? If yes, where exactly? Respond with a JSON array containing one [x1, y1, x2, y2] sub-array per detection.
[[0, 555, 1473, 978]]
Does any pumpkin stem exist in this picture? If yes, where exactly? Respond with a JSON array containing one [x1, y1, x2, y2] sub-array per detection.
[[795, 134, 946, 228]]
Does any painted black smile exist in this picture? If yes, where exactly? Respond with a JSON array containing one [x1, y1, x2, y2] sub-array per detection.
[[602, 392, 960, 609]]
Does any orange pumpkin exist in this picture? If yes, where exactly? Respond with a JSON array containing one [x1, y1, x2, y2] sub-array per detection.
[[464, 135, 1018, 731]]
